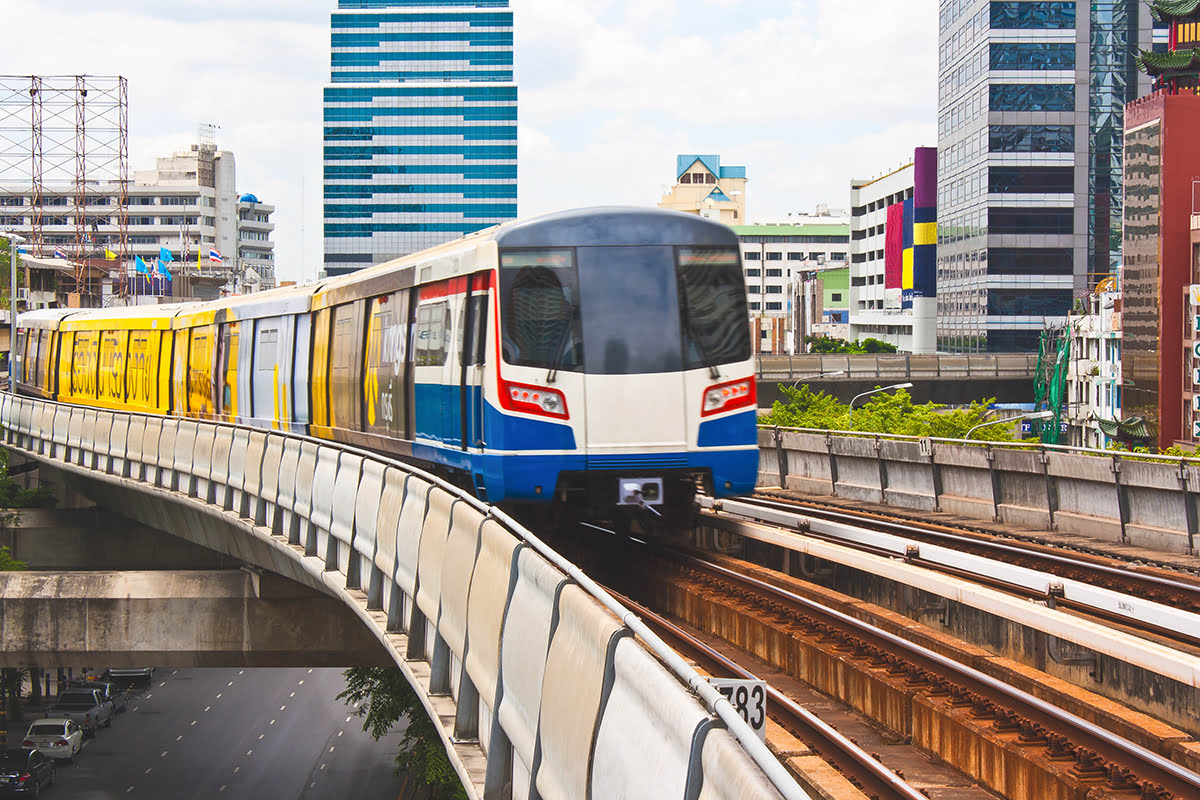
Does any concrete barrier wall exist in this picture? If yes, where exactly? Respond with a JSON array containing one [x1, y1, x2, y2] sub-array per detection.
[[760, 427, 1200, 555], [0, 396, 795, 800]]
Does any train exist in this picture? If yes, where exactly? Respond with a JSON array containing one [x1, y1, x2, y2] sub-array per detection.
[[12, 207, 759, 524]]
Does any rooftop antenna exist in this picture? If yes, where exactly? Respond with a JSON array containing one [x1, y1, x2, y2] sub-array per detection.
[[197, 122, 219, 149]]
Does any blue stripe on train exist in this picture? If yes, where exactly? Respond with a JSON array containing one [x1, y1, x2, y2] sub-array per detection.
[[412, 383, 756, 502]]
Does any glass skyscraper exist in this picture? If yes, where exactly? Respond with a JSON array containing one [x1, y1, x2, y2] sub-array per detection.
[[936, 1, 1156, 352], [323, 0, 517, 276]]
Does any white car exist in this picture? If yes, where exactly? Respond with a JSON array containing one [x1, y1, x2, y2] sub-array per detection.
[[23, 718, 84, 762]]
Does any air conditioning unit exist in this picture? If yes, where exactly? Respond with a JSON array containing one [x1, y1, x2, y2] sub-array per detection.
[[15, 288, 29, 301]]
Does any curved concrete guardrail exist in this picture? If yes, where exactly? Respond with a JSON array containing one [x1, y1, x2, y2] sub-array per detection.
[[0, 395, 806, 800], [761, 426, 1200, 556]]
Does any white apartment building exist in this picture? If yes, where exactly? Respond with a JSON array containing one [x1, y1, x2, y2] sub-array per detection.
[[0, 142, 276, 302], [1064, 282, 1123, 449]]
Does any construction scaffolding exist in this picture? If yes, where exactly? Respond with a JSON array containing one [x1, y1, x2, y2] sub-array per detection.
[[0, 75, 129, 303], [1033, 325, 1071, 445]]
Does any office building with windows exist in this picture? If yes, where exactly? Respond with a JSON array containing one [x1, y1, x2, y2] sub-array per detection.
[[937, 0, 1157, 352], [0, 141, 275, 302], [323, 0, 518, 276], [731, 221, 851, 354], [849, 147, 939, 353]]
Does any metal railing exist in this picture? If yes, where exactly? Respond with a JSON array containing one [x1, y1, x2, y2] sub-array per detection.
[[0, 395, 803, 800], [757, 353, 1039, 381]]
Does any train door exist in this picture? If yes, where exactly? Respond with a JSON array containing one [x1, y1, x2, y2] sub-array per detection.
[[460, 273, 489, 451], [329, 301, 364, 434], [575, 246, 688, 460], [413, 282, 454, 446], [187, 325, 217, 418], [252, 318, 281, 428], [216, 321, 239, 421], [290, 313, 310, 432], [311, 309, 331, 433], [364, 290, 411, 446]]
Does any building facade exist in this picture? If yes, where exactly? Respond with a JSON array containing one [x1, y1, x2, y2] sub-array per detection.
[[1123, 1, 1200, 449], [322, 0, 518, 276], [1064, 280, 1123, 448], [731, 222, 851, 354], [937, 0, 1156, 352], [0, 141, 276, 303], [848, 148, 939, 353], [659, 155, 748, 225]]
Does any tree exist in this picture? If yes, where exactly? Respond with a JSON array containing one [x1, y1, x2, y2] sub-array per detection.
[[759, 385, 1018, 441], [803, 336, 898, 355], [338, 667, 468, 800]]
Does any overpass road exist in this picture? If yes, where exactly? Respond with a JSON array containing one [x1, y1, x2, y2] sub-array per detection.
[[42, 667, 406, 800]]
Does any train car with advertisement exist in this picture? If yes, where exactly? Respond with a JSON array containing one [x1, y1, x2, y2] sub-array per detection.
[[13, 207, 758, 524]]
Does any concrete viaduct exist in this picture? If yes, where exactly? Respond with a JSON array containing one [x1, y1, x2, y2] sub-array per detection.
[[0, 396, 801, 800]]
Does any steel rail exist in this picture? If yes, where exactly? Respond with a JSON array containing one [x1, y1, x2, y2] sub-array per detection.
[[681, 550, 1200, 797], [701, 495, 1200, 647], [609, 588, 929, 800]]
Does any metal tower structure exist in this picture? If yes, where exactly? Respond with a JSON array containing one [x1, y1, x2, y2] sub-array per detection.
[[0, 75, 129, 301]]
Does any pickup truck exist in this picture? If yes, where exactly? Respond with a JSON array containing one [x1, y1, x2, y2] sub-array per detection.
[[45, 688, 114, 736]]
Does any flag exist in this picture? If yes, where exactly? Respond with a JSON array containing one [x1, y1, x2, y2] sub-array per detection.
[[135, 255, 150, 274], [104, 248, 117, 261], [196, 248, 201, 274], [209, 248, 223, 265], [159, 246, 174, 263], [157, 260, 172, 281], [53, 247, 68, 259], [16, 246, 27, 255]]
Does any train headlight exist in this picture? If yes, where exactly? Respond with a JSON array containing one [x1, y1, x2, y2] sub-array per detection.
[[701, 378, 756, 417], [499, 378, 570, 419]]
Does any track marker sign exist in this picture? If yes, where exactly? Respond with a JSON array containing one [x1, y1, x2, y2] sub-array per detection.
[[708, 678, 767, 741]]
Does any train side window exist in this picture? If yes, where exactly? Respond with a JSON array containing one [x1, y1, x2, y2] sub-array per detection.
[[463, 293, 488, 367], [415, 301, 449, 367]]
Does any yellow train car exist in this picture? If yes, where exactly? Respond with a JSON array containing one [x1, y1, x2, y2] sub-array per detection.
[[55, 305, 181, 415]]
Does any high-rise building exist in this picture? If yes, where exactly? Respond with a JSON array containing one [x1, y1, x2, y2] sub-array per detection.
[[937, 1, 1156, 352], [1122, 1, 1200, 449], [322, 0, 518, 276]]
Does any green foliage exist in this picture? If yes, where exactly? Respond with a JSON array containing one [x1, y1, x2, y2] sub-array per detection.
[[338, 667, 468, 800], [0, 449, 55, 516], [803, 336, 898, 354], [0, 546, 26, 571], [759, 385, 1019, 441]]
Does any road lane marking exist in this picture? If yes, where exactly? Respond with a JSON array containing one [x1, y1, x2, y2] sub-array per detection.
[[308, 669, 313, 673], [234, 767, 240, 774], [190, 720, 197, 726], [320, 764, 326, 770], [161, 751, 168, 758], [171, 670, 178, 675], [269, 719, 276, 725], [238, 670, 244, 675], [204, 706, 211, 712], [126, 787, 134, 793], [258, 734, 264, 740], [216, 693, 222, 699], [246, 749, 253, 756], [227, 681, 234, 687], [175, 736, 182, 742], [298, 680, 305, 685], [219, 785, 226, 792], [280, 705, 286, 711], [337, 731, 343, 737], [345, 716, 352, 723], [159, 681, 165, 687], [329, 746, 335, 753], [145, 768, 152, 774], [289, 692, 295, 698]]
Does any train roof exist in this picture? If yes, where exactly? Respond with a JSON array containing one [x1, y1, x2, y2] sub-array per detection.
[[171, 281, 327, 326], [309, 206, 739, 305]]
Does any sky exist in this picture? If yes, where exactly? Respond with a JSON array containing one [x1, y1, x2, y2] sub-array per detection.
[[6, 0, 938, 284]]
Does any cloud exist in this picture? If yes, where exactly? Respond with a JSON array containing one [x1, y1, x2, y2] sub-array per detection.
[[1, 1, 937, 282]]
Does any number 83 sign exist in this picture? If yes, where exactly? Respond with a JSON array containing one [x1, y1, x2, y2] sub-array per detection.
[[707, 678, 767, 741]]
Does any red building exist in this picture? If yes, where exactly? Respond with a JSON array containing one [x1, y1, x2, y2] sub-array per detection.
[[1124, 1, 1200, 449]]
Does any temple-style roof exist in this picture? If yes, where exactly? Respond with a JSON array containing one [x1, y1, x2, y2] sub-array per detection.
[[1095, 415, 1155, 443], [1137, 46, 1200, 75], [1150, 0, 1200, 21]]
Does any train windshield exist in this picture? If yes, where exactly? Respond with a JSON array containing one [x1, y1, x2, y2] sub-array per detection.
[[499, 245, 750, 375]]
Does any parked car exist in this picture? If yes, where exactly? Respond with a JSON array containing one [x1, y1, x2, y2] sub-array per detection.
[[103, 667, 154, 684], [22, 719, 83, 763], [68, 680, 127, 714], [44, 688, 113, 737], [0, 748, 56, 796]]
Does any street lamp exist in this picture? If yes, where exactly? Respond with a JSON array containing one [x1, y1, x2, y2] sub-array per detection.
[[845, 382, 913, 431], [0, 231, 25, 394], [965, 410, 1054, 439]]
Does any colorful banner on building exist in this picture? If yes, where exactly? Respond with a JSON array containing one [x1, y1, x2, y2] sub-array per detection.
[[911, 146, 938, 300], [884, 202, 904, 289]]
